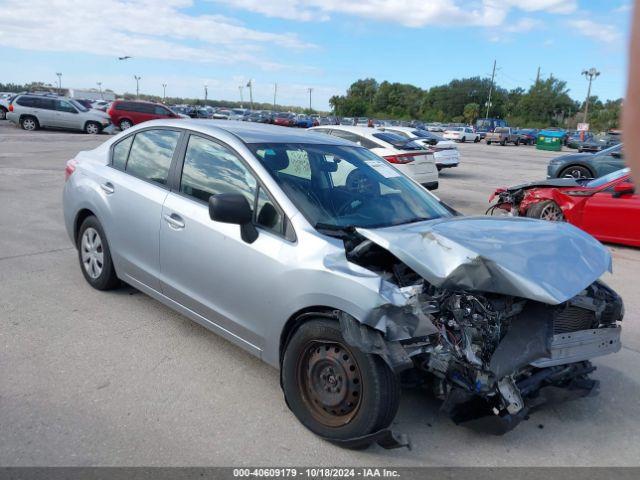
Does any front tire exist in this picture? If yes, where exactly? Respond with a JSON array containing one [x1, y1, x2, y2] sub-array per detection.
[[119, 119, 133, 130], [526, 200, 565, 221], [282, 319, 400, 443], [559, 165, 592, 179], [77, 216, 119, 290]]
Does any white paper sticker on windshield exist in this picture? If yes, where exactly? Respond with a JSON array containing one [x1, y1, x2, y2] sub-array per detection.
[[365, 160, 401, 178]]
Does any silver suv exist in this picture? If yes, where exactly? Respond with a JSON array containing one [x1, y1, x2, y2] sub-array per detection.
[[7, 94, 111, 134], [62, 120, 623, 448]]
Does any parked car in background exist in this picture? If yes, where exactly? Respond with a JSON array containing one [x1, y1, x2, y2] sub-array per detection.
[[273, 112, 295, 127], [7, 93, 111, 133], [0, 94, 14, 120], [294, 114, 318, 128], [108, 100, 181, 130], [91, 100, 111, 112], [566, 131, 595, 149], [443, 126, 480, 143], [377, 126, 460, 170], [486, 127, 520, 146], [310, 125, 439, 189], [578, 132, 622, 153], [73, 99, 95, 110], [212, 109, 231, 119], [62, 119, 624, 446], [489, 168, 638, 247], [247, 111, 273, 123], [475, 118, 507, 138], [515, 128, 538, 145], [229, 108, 247, 121], [547, 143, 625, 179], [194, 107, 213, 119]]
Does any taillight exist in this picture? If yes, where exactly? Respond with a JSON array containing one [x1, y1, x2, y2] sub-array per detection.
[[384, 153, 418, 164], [8, 104, 14, 112], [65, 159, 78, 181]]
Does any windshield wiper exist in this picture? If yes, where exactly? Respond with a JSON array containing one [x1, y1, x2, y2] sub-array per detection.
[[314, 222, 357, 238]]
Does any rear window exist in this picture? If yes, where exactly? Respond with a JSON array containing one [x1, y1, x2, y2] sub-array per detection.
[[372, 132, 406, 144], [125, 129, 181, 185], [495, 127, 509, 133]]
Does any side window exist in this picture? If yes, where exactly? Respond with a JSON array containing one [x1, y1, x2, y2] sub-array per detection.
[[154, 106, 170, 116], [180, 135, 257, 204], [280, 149, 312, 180], [354, 135, 379, 149], [16, 97, 34, 107], [38, 98, 56, 110], [112, 136, 134, 170], [56, 100, 77, 113], [330, 130, 359, 144], [125, 129, 180, 185]]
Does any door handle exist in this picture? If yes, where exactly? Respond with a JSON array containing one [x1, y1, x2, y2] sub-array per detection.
[[163, 213, 185, 229], [100, 182, 115, 194]]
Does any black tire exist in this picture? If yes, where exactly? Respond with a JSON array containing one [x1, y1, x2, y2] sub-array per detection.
[[459, 136, 465, 143], [84, 121, 102, 134], [0, 107, 7, 120], [559, 165, 593, 179], [20, 115, 39, 131], [487, 140, 492, 145], [119, 119, 133, 130], [76, 216, 120, 290], [281, 319, 400, 443], [474, 136, 480, 143], [500, 139, 506, 146], [526, 200, 565, 221], [514, 139, 520, 146]]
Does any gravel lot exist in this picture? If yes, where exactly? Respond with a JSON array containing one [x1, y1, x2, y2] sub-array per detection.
[[1, 120, 639, 466]]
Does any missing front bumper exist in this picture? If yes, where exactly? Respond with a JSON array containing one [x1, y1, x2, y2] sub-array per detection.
[[530, 326, 621, 368]]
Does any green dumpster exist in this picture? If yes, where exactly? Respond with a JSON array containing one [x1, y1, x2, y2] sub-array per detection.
[[536, 129, 564, 152]]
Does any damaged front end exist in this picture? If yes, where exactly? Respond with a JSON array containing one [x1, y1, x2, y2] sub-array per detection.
[[331, 216, 623, 435]]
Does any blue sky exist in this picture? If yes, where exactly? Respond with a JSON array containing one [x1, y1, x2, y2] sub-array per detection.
[[0, 0, 632, 110]]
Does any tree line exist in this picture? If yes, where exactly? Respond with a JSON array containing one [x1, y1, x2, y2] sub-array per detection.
[[329, 77, 622, 131]]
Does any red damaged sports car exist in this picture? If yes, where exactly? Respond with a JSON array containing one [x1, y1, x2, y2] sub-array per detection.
[[488, 168, 640, 247]]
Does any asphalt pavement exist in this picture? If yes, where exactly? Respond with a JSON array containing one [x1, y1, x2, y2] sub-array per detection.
[[1, 121, 639, 466]]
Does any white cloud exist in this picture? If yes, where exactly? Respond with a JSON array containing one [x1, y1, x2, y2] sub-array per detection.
[[568, 19, 624, 45], [613, 2, 632, 13], [212, 0, 576, 28], [0, 0, 314, 70], [504, 17, 544, 33]]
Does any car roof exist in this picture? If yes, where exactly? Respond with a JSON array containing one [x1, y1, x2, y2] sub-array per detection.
[[140, 119, 356, 145]]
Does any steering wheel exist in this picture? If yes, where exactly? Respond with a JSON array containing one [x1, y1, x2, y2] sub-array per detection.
[[337, 198, 365, 217]]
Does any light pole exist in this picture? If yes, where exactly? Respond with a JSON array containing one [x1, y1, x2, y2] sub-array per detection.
[[239, 85, 244, 108], [581, 68, 600, 125], [485, 60, 496, 119], [204, 84, 208, 103], [134, 76, 141, 98], [56, 72, 62, 90], [162, 83, 167, 102], [273, 83, 277, 111], [97, 82, 103, 99], [246, 80, 254, 110], [307, 87, 313, 112]]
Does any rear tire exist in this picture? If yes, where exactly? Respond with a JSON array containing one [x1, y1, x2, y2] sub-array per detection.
[[526, 200, 565, 221], [459, 136, 465, 143], [281, 319, 400, 443], [85, 121, 102, 134], [559, 165, 592, 179], [77, 216, 119, 290], [500, 139, 506, 146], [119, 119, 133, 130], [474, 136, 480, 143], [20, 116, 39, 131]]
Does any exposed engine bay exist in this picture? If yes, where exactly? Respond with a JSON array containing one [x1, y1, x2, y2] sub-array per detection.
[[338, 228, 624, 435]]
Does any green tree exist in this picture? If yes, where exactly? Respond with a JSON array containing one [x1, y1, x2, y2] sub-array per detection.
[[463, 103, 480, 124]]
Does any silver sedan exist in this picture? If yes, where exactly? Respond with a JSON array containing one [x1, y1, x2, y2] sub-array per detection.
[[63, 120, 624, 448]]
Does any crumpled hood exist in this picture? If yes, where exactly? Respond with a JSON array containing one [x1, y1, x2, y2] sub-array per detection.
[[357, 216, 612, 305]]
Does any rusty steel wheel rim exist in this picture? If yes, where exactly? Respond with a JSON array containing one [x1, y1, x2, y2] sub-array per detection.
[[297, 341, 363, 427]]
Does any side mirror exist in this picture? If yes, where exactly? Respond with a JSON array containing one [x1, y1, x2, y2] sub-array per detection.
[[610, 151, 622, 158], [613, 182, 635, 198], [208, 193, 258, 243]]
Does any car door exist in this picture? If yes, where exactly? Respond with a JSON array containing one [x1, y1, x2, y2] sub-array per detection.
[[159, 133, 295, 351], [104, 128, 182, 290], [53, 99, 80, 129], [578, 180, 640, 245], [31, 97, 56, 126], [593, 146, 625, 176]]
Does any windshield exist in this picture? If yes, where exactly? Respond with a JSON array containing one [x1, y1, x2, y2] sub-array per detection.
[[70, 99, 89, 112], [494, 127, 509, 133], [249, 143, 451, 229], [586, 168, 630, 188]]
